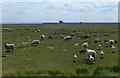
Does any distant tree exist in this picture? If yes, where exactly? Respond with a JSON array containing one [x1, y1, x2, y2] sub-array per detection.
[[59, 21, 63, 23], [80, 22, 82, 24]]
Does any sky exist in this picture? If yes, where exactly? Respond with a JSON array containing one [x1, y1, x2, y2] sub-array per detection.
[[0, 0, 119, 24]]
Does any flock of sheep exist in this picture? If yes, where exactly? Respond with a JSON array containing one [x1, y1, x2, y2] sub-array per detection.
[[3, 28, 117, 65], [74, 39, 117, 64]]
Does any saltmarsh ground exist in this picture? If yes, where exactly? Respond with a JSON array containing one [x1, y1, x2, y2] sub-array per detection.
[[2, 23, 119, 76]]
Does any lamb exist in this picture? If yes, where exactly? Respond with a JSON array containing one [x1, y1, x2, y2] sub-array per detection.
[[98, 45, 101, 50], [31, 40, 40, 46], [4, 43, 15, 52], [109, 40, 114, 47], [73, 54, 77, 62], [82, 42, 89, 48], [100, 51, 104, 59], [64, 36, 72, 40], [89, 55, 94, 64], [112, 45, 116, 53]]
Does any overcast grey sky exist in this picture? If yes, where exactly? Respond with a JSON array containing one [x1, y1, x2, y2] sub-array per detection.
[[1, 0, 118, 23]]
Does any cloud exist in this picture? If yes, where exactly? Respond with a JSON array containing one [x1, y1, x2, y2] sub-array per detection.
[[2, 2, 118, 23]]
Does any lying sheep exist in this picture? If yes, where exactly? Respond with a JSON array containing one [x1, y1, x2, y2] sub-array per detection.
[[31, 40, 40, 46], [100, 51, 104, 59], [64, 36, 72, 40], [98, 45, 102, 50], [109, 40, 114, 47], [4, 43, 15, 52], [82, 42, 89, 48], [40, 35, 45, 40], [112, 45, 116, 53], [106, 42, 109, 47]]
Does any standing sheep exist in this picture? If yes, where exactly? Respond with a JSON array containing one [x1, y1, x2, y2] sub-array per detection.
[[73, 54, 77, 62], [85, 49, 96, 61], [4, 43, 15, 52]]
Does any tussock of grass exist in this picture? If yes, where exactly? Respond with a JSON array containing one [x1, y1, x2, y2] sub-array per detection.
[[76, 68, 89, 75]]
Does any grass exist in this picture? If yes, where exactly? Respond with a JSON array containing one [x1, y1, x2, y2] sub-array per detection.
[[2, 23, 119, 76]]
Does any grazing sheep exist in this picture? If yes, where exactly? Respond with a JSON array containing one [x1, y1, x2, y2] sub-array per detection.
[[73, 54, 77, 62], [85, 49, 96, 61], [109, 40, 114, 47], [40, 35, 45, 40], [100, 51, 104, 59], [64, 36, 72, 40], [4, 43, 14, 52], [31, 40, 40, 46], [112, 45, 116, 53], [82, 42, 89, 48], [75, 43, 79, 46], [98, 45, 102, 50], [106, 42, 109, 47]]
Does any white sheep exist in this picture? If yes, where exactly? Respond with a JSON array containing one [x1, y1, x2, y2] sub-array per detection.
[[31, 40, 40, 46], [89, 55, 94, 64], [36, 29, 40, 32], [40, 35, 45, 40], [64, 36, 72, 40], [112, 45, 116, 53], [4, 43, 15, 52], [74, 54, 77, 62], [106, 42, 109, 47], [109, 40, 114, 47], [85, 49, 96, 61], [82, 42, 89, 48], [98, 45, 102, 50], [27, 36, 30, 40], [100, 51, 104, 59]]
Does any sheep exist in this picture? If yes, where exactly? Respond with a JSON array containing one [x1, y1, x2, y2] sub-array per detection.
[[112, 45, 116, 53], [36, 29, 40, 32], [40, 35, 45, 40], [4, 43, 15, 52], [64, 36, 72, 40], [27, 36, 30, 40], [89, 55, 94, 64], [85, 49, 96, 61], [82, 42, 89, 48], [98, 45, 102, 50], [109, 40, 114, 47], [31, 40, 40, 46], [100, 51, 104, 59], [95, 38, 100, 43], [73, 54, 77, 62], [106, 42, 109, 47]]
